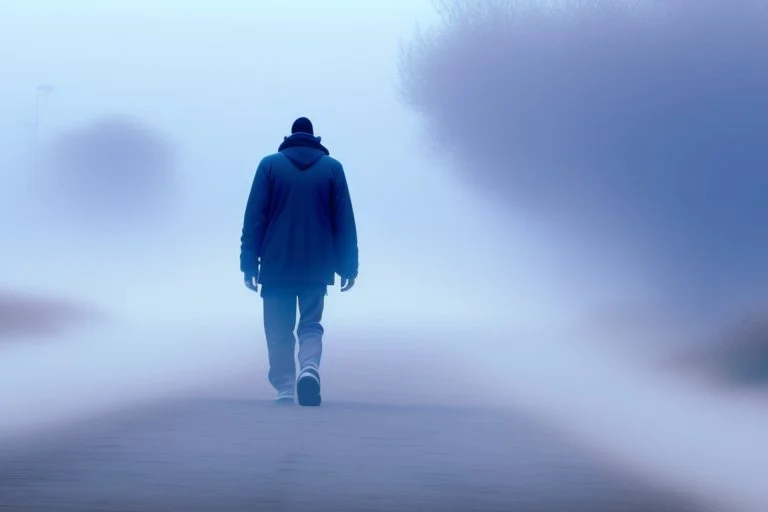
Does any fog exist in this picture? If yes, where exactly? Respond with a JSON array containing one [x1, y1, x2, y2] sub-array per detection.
[[1, 1, 767, 511]]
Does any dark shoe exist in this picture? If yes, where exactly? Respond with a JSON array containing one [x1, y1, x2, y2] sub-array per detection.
[[296, 367, 321, 406]]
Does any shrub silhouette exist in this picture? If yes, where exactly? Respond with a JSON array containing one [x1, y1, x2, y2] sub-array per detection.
[[401, 0, 768, 306], [0, 291, 102, 340], [43, 116, 176, 222]]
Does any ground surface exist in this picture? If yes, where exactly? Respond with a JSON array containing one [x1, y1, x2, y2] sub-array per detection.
[[0, 398, 709, 512]]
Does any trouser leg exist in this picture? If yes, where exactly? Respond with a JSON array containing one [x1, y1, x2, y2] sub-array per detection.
[[296, 285, 326, 371], [262, 290, 298, 392]]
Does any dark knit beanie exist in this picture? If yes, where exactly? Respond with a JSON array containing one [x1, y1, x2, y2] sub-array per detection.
[[291, 117, 314, 135]]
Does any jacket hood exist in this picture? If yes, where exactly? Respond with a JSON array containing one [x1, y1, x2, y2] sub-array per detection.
[[278, 132, 330, 170]]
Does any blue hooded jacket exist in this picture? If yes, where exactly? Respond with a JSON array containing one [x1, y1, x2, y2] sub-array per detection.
[[240, 132, 359, 285]]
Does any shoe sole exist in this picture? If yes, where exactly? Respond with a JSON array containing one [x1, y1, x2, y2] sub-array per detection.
[[274, 397, 295, 405], [296, 375, 321, 407]]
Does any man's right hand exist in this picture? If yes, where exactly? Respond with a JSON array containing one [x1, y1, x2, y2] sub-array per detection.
[[340, 277, 355, 292], [244, 273, 259, 293]]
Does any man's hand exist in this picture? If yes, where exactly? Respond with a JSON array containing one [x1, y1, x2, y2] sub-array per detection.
[[244, 273, 259, 293], [340, 277, 355, 292]]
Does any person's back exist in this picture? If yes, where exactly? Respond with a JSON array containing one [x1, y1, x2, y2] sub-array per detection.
[[240, 117, 358, 406]]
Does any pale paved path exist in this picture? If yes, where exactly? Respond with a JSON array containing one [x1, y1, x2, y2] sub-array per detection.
[[0, 398, 707, 511]]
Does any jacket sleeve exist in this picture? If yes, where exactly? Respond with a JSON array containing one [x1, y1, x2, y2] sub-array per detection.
[[332, 165, 359, 279], [240, 160, 270, 275]]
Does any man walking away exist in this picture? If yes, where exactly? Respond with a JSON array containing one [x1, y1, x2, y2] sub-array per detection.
[[240, 117, 359, 406]]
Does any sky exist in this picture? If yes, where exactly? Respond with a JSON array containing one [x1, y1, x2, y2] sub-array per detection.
[[1, 1, 768, 511]]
